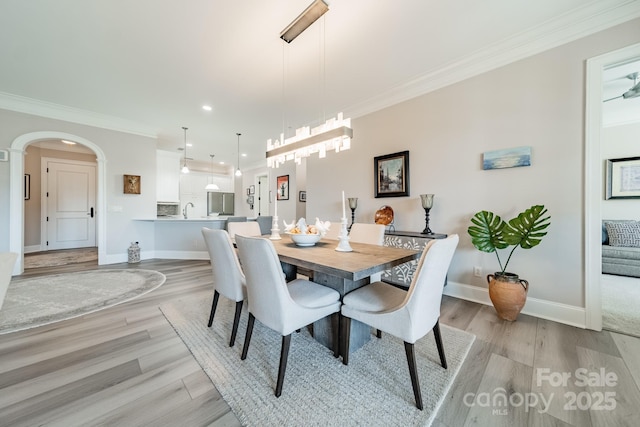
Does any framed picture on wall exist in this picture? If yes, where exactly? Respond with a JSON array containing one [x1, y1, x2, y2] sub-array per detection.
[[299, 191, 306, 202], [124, 174, 141, 194], [277, 175, 289, 200], [374, 151, 410, 198], [606, 156, 640, 199]]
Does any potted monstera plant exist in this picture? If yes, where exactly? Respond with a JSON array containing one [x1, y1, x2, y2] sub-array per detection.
[[467, 205, 550, 321]]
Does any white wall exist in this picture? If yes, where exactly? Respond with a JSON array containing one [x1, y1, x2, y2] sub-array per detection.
[[601, 122, 640, 220], [0, 108, 157, 261], [307, 18, 640, 309]]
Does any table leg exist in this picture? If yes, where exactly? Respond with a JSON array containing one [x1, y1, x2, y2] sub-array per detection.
[[311, 271, 372, 356]]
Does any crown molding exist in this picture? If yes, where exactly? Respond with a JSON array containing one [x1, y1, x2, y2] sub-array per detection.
[[0, 91, 159, 139], [345, 0, 640, 119]]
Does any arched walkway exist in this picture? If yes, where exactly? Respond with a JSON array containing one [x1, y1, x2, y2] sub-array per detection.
[[9, 132, 107, 275]]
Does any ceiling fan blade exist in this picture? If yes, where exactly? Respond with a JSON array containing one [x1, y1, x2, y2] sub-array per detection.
[[622, 81, 640, 99], [603, 95, 622, 102]]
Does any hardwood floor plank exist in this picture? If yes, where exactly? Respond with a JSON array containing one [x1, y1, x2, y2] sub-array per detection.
[[465, 305, 538, 367], [575, 345, 640, 427], [182, 370, 218, 400], [610, 332, 640, 393], [463, 353, 532, 426], [0, 330, 150, 389], [0, 359, 142, 427]]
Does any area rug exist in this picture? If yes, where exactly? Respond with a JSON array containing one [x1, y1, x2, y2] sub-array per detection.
[[160, 295, 475, 427], [24, 247, 98, 269], [602, 274, 640, 338], [0, 269, 166, 334]]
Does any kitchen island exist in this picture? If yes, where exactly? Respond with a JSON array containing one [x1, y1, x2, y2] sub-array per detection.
[[134, 216, 270, 260]]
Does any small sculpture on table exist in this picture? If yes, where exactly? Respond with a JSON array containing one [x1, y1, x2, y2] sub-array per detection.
[[270, 215, 282, 240]]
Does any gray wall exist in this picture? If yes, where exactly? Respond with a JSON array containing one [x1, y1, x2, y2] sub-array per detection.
[[307, 18, 640, 309]]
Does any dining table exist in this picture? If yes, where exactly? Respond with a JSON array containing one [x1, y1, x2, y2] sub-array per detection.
[[270, 237, 420, 357]]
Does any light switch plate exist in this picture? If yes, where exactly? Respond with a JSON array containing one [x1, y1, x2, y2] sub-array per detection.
[[0, 150, 8, 161]]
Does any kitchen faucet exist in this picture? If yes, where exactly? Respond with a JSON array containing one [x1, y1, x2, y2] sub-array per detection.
[[183, 202, 194, 219]]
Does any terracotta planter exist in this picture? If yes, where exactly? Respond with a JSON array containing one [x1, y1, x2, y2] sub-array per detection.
[[487, 272, 529, 321]]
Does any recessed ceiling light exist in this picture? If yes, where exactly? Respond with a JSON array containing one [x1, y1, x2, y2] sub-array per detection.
[[219, 161, 225, 165], [202, 105, 212, 111], [61, 139, 76, 145], [186, 143, 193, 147], [242, 153, 247, 157]]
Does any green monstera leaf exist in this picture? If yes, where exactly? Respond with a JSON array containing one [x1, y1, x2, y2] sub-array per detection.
[[503, 205, 550, 249], [467, 211, 509, 253], [468, 205, 551, 274]]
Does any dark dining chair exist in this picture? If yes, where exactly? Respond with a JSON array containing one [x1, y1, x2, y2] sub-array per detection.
[[341, 234, 459, 410], [201, 228, 246, 347], [235, 235, 341, 397]]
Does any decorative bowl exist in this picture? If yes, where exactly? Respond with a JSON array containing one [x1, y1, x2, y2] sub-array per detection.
[[375, 205, 394, 225], [286, 232, 322, 247]]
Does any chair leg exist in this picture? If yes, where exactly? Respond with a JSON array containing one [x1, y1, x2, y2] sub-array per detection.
[[333, 313, 340, 358], [275, 334, 292, 397], [432, 320, 447, 369], [404, 341, 423, 410], [241, 313, 255, 360], [342, 316, 351, 365], [207, 290, 220, 327], [229, 300, 243, 347]]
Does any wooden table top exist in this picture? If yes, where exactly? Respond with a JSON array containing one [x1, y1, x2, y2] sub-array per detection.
[[270, 237, 419, 281]]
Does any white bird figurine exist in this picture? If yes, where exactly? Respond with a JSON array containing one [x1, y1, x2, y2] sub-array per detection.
[[315, 218, 331, 237]]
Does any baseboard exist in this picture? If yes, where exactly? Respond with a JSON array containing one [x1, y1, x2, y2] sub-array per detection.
[[146, 250, 210, 260], [444, 280, 587, 329], [24, 245, 42, 254]]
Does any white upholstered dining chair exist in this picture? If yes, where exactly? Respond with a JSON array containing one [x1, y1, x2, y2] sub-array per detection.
[[0, 252, 18, 311], [349, 223, 386, 282], [340, 234, 459, 410], [348, 223, 386, 246], [235, 235, 341, 397], [201, 228, 246, 347], [227, 221, 262, 240]]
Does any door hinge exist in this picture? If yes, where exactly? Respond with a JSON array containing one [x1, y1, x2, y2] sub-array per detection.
[[46, 241, 48, 246], [46, 192, 49, 197], [46, 216, 48, 221], [46, 167, 49, 173]]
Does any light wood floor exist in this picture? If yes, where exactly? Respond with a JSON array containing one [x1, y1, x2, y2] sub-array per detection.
[[0, 260, 638, 426]]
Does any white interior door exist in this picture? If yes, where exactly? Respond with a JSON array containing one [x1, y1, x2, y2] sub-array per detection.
[[45, 160, 96, 250]]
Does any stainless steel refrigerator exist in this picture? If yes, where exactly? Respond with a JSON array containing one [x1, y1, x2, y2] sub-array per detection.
[[207, 192, 235, 215]]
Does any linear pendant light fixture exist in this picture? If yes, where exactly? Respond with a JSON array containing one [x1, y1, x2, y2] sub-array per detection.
[[235, 133, 242, 177], [205, 154, 220, 190], [280, 0, 329, 43], [267, 0, 353, 169], [181, 126, 189, 174]]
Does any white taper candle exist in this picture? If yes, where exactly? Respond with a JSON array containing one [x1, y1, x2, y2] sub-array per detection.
[[342, 190, 346, 218]]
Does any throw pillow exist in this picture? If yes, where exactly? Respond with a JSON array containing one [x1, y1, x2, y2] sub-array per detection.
[[605, 221, 640, 248]]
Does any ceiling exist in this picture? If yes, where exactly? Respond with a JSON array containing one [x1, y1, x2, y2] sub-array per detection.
[[1, 1, 639, 169]]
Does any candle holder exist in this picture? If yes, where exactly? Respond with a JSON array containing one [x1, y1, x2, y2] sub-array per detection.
[[420, 194, 434, 235], [348, 197, 358, 231], [269, 215, 282, 240], [335, 217, 353, 252]]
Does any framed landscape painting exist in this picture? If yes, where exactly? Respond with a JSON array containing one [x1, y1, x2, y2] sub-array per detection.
[[374, 151, 410, 198]]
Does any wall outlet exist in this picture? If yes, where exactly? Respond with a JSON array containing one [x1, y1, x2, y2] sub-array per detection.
[[473, 266, 482, 277]]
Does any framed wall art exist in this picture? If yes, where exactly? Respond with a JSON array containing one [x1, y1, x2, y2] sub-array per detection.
[[606, 156, 640, 199], [299, 191, 306, 202], [374, 151, 410, 198], [277, 175, 289, 200], [124, 174, 141, 194], [482, 146, 531, 170]]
